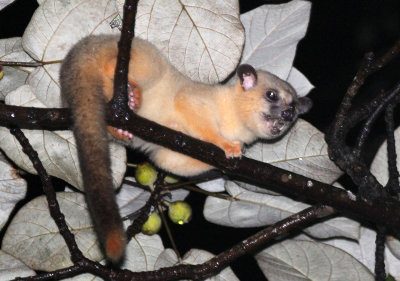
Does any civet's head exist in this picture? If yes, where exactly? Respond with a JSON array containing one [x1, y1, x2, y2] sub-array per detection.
[[235, 64, 312, 139]]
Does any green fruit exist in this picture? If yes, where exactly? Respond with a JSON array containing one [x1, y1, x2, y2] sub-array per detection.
[[135, 162, 157, 186], [142, 212, 162, 235], [164, 175, 179, 184], [168, 201, 192, 225]]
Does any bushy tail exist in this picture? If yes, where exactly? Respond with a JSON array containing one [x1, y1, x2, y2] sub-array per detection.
[[60, 37, 126, 262]]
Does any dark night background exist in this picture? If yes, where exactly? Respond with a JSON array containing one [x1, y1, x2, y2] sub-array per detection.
[[1, 0, 400, 280]]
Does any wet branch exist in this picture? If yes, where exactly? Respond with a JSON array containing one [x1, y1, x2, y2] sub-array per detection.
[[9, 128, 84, 263], [327, 39, 400, 200], [109, 0, 138, 115], [14, 205, 332, 281], [326, 36, 400, 280], [385, 103, 400, 194], [2, 95, 400, 235]]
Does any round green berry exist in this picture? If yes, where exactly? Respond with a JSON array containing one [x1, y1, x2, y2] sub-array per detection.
[[141, 212, 162, 235], [135, 162, 157, 186], [168, 201, 192, 225]]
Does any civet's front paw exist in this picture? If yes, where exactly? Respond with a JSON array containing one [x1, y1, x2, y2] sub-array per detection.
[[222, 141, 242, 158]]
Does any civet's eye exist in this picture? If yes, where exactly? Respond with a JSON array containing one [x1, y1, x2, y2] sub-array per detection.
[[265, 89, 279, 102]]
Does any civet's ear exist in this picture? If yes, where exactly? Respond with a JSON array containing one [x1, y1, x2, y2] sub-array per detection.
[[297, 97, 313, 115], [237, 64, 258, 91]]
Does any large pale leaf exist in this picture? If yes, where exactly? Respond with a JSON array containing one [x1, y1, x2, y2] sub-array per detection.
[[321, 236, 363, 262], [0, 85, 126, 191], [0, 153, 27, 231], [0, 250, 36, 280], [287, 67, 314, 97], [304, 216, 359, 240], [196, 178, 226, 193], [0, 0, 14, 11], [115, 0, 244, 84], [370, 125, 400, 186], [385, 236, 400, 280], [23, 0, 118, 60], [123, 233, 164, 271], [0, 37, 35, 100], [2, 192, 102, 271], [241, 119, 342, 195], [358, 227, 400, 280], [255, 240, 374, 281], [204, 181, 359, 240], [0, 66, 29, 100], [22, 0, 119, 107], [239, 1, 310, 80], [25, 66, 63, 107], [154, 248, 179, 269], [387, 236, 400, 260], [65, 234, 165, 280], [324, 227, 400, 280], [118, 177, 189, 218]]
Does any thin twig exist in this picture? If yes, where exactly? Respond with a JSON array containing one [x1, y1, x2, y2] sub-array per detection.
[[385, 103, 400, 194], [332, 37, 400, 139], [331, 52, 375, 141], [9, 128, 84, 263], [327, 37, 400, 200], [163, 172, 222, 191], [179, 184, 232, 201], [334, 82, 400, 135], [355, 84, 400, 156], [375, 226, 386, 281], [0, 60, 62, 67], [157, 203, 181, 260], [123, 178, 152, 191], [125, 183, 162, 240], [109, 0, 139, 116], [13, 258, 121, 281]]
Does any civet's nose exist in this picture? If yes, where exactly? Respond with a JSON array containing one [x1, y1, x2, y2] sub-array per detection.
[[281, 106, 295, 122]]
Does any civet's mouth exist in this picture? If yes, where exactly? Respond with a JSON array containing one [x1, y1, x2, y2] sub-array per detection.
[[262, 113, 288, 136]]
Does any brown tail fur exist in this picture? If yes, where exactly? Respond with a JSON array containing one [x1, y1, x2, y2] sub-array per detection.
[[60, 36, 126, 262]]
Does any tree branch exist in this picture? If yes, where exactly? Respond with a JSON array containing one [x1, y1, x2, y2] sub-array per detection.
[[375, 226, 386, 281], [327, 37, 400, 200], [109, 0, 138, 115], [2, 103, 400, 235], [385, 103, 400, 194], [14, 205, 333, 281]]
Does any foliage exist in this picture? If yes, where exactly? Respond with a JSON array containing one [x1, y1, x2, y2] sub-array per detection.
[[0, 0, 399, 280]]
